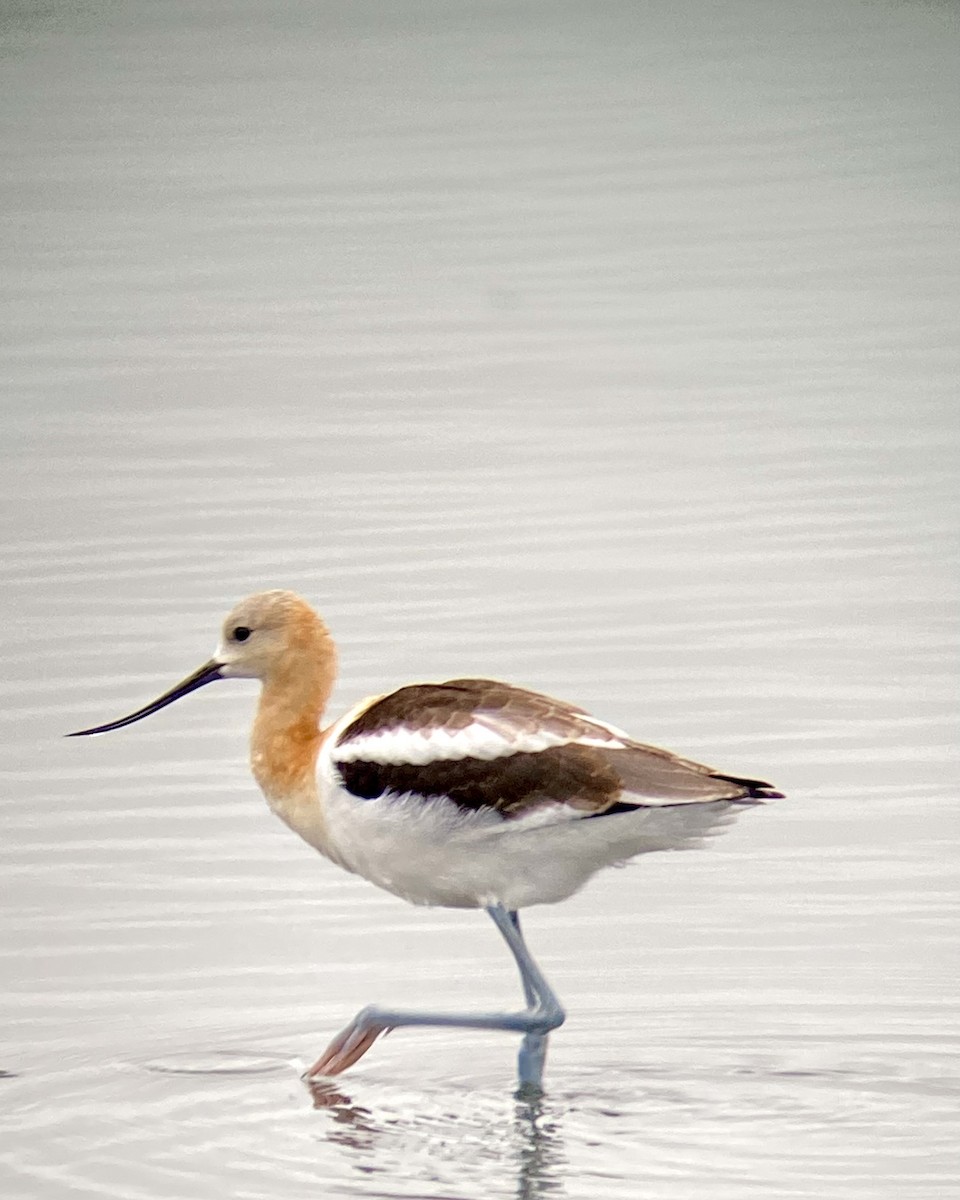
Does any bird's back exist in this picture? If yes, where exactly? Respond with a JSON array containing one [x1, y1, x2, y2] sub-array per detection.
[[312, 678, 779, 909]]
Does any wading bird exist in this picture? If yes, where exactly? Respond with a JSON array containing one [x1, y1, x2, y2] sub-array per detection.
[[70, 590, 780, 1089]]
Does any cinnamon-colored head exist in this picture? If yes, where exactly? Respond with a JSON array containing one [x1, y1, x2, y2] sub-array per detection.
[[68, 590, 337, 737], [216, 590, 337, 686]]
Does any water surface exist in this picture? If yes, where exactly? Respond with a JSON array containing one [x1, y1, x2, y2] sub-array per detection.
[[1, 1, 958, 1197]]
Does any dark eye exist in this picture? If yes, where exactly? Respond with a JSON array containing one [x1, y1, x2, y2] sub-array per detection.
[[233, 626, 252, 642]]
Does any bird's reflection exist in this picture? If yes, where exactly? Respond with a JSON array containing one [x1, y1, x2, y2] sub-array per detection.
[[510, 1089, 566, 1199], [305, 1078, 379, 1147], [305, 1075, 566, 1198]]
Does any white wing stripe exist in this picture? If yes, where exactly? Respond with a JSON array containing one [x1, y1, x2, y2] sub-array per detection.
[[334, 721, 627, 765]]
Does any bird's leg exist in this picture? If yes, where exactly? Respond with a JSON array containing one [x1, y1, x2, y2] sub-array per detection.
[[305, 904, 565, 1089], [508, 910, 538, 1009], [493, 906, 563, 1089]]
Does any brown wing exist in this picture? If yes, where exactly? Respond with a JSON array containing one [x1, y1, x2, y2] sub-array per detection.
[[333, 678, 781, 819], [339, 678, 602, 742]]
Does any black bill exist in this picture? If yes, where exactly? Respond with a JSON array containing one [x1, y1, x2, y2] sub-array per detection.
[[67, 659, 224, 736]]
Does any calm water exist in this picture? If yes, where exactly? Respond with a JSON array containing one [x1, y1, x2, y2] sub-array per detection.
[[2, 1, 958, 1197]]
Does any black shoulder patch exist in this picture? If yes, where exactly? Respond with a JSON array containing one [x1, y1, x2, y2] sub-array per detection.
[[336, 744, 622, 817]]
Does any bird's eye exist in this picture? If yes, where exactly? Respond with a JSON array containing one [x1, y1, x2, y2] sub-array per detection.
[[233, 626, 252, 642]]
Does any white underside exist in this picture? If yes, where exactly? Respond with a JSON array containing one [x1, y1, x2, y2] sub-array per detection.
[[306, 730, 745, 909]]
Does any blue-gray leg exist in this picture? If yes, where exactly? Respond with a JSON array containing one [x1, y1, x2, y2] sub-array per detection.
[[306, 904, 565, 1089], [490, 906, 565, 1088]]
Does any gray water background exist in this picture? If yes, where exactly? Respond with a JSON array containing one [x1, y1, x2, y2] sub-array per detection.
[[1, 1, 958, 1197]]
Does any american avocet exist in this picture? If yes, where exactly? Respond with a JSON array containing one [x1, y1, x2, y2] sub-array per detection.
[[69, 590, 781, 1089]]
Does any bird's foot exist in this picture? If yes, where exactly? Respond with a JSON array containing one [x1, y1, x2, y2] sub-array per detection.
[[305, 1007, 391, 1077]]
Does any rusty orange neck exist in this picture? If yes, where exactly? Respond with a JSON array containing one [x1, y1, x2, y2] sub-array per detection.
[[249, 644, 336, 801]]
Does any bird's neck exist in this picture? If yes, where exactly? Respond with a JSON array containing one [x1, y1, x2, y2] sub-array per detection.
[[248, 668, 346, 861], [249, 667, 331, 804]]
